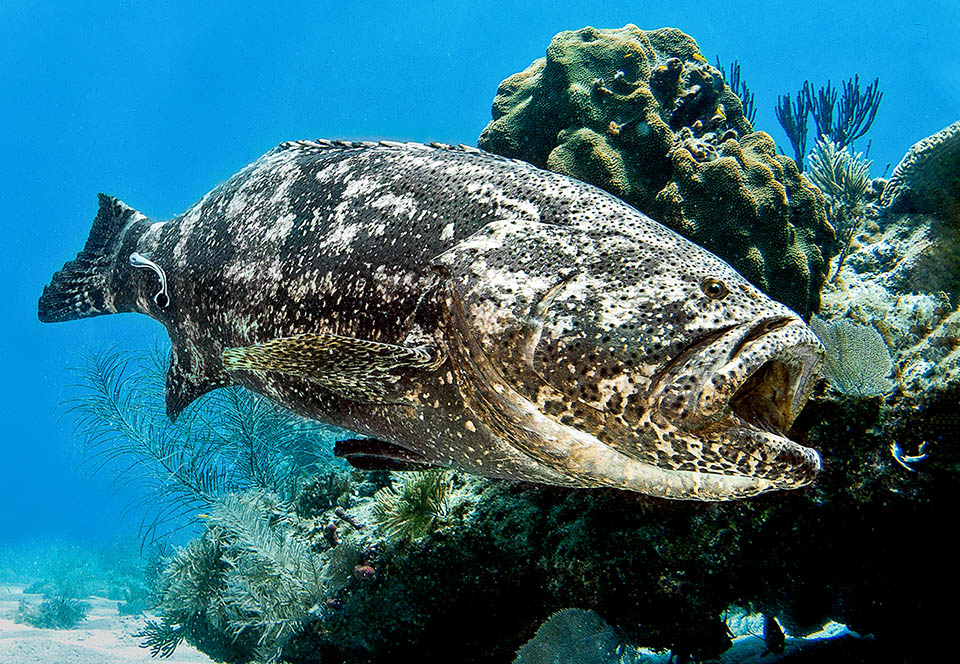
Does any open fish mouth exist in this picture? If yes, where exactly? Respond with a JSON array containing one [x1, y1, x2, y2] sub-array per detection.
[[654, 317, 824, 485], [721, 340, 822, 440], [728, 359, 798, 435], [658, 318, 823, 428], [717, 357, 823, 488]]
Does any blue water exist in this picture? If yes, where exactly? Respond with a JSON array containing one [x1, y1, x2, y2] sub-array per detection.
[[1, 0, 957, 547]]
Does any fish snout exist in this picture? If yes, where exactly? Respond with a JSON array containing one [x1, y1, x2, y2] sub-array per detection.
[[658, 316, 823, 432]]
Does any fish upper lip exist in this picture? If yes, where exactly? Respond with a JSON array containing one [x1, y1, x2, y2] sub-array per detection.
[[655, 318, 824, 437]]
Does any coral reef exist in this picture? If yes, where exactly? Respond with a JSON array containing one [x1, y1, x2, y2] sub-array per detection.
[[881, 120, 960, 225], [812, 126, 960, 395], [819, 208, 960, 392], [478, 24, 834, 317]]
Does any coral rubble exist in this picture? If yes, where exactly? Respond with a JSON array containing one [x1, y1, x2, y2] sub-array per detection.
[[478, 24, 835, 317]]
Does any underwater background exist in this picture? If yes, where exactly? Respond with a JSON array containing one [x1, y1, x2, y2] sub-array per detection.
[[2, 1, 959, 662]]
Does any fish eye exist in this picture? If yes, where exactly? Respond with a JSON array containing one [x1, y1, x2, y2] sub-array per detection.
[[700, 277, 728, 300]]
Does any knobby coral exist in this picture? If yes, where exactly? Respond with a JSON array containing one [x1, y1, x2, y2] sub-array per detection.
[[881, 120, 960, 225]]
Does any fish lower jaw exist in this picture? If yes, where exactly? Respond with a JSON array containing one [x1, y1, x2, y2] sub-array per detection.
[[720, 419, 822, 488], [612, 461, 792, 501]]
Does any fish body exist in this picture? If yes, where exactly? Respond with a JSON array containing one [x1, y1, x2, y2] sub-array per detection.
[[39, 140, 823, 500]]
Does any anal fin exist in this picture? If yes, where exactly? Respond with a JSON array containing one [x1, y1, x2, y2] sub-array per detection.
[[334, 438, 440, 471], [222, 333, 443, 403]]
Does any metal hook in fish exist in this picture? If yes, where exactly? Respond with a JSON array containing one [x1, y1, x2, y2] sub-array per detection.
[[129, 251, 170, 308]]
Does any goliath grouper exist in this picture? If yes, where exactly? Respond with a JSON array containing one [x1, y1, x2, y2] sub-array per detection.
[[38, 140, 824, 501]]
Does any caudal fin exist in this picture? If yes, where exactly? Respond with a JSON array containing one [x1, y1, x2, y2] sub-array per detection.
[[38, 194, 144, 323]]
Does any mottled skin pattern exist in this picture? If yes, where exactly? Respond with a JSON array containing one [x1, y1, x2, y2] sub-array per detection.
[[40, 140, 824, 500]]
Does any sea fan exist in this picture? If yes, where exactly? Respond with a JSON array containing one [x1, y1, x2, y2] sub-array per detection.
[[514, 608, 624, 664], [810, 316, 894, 397]]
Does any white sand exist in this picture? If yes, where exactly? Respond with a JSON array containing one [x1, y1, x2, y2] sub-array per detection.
[[0, 585, 214, 664]]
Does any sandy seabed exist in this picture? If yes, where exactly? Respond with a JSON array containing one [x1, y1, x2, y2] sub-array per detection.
[[0, 585, 214, 664]]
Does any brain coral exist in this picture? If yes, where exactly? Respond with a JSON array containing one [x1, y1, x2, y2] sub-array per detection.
[[881, 120, 960, 226], [479, 24, 835, 317]]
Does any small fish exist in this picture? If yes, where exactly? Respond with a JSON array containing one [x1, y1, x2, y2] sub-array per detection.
[[607, 117, 640, 136], [39, 140, 823, 501], [891, 441, 929, 471]]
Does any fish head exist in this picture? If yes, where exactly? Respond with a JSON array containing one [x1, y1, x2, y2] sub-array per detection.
[[436, 213, 823, 500]]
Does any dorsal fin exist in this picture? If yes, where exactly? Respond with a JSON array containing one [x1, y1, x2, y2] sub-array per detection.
[[267, 138, 526, 168], [165, 344, 233, 420]]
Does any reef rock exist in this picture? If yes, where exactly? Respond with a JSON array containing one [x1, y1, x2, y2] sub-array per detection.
[[819, 211, 960, 392], [881, 120, 960, 225], [479, 24, 835, 317]]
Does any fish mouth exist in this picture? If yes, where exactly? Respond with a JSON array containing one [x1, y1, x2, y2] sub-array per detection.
[[728, 359, 797, 436], [658, 317, 822, 429], [654, 317, 824, 486]]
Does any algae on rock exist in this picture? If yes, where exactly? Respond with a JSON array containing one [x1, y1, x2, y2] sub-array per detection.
[[479, 24, 835, 317]]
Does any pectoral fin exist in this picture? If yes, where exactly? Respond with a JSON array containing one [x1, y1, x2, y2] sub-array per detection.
[[222, 333, 443, 403]]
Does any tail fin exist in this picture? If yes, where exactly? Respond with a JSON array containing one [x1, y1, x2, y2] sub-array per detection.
[[38, 194, 144, 323]]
